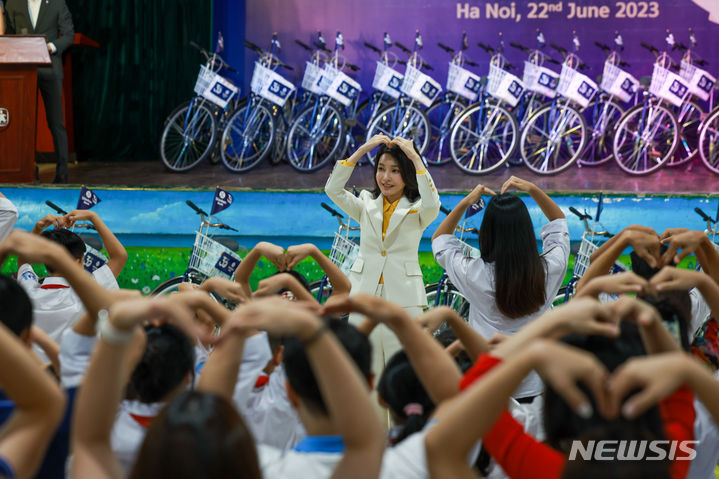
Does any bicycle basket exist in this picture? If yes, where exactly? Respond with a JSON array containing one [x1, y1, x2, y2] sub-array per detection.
[[372, 61, 404, 99], [573, 235, 599, 278], [302, 61, 327, 96], [250, 61, 296, 107], [458, 239, 481, 259], [194, 65, 215, 95], [557, 64, 598, 108], [600, 61, 639, 103], [487, 63, 525, 107], [189, 231, 242, 279], [317, 65, 362, 106], [330, 232, 360, 275], [194, 65, 239, 109], [680, 60, 716, 102], [401, 64, 442, 107], [522, 61, 559, 98], [446, 62, 483, 102], [83, 244, 108, 273], [649, 63, 690, 107]]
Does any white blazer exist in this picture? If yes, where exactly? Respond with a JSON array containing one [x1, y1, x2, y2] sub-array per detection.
[[325, 162, 440, 307]]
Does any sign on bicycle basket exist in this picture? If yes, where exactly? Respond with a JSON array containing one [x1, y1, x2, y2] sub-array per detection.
[[194, 65, 239, 109], [83, 246, 108, 273], [557, 64, 597, 108], [401, 65, 442, 107], [487, 63, 525, 107], [523, 61, 559, 99], [680, 60, 716, 102], [372, 61, 404, 99], [303, 61, 328, 96], [250, 61, 296, 107], [320, 65, 362, 106], [600, 62, 638, 103], [214, 252, 241, 277], [650, 63, 690, 107], [447, 62, 483, 102]]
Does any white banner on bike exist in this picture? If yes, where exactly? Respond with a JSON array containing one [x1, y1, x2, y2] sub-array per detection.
[[402, 65, 442, 107], [558, 64, 597, 108], [250, 62, 296, 107], [201, 74, 239, 109], [488, 64, 525, 107], [372, 61, 403, 99], [651, 64, 690, 107], [680, 60, 716, 102], [446, 62, 482, 102], [323, 66, 362, 106], [523, 62, 559, 99]]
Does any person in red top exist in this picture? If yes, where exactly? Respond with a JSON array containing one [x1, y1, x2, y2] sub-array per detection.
[[425, 295, 697, 479]]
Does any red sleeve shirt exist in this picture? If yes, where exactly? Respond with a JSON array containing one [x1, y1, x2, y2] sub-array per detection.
[[459, 354, 695, 479]]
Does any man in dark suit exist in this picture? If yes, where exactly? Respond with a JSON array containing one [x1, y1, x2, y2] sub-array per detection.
[[3, 0, 74, 184]]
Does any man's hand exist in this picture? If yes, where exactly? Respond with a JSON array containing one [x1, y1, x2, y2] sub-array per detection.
[[32, 214, 69, 234], [64, 209, 98, 228], [500, 176, 536, 195]]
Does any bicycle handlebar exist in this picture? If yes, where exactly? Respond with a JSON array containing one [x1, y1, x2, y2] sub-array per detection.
[[569, 206, 592, 220], [313, 41, 332, 54], [186, 200, 209, 217], [190, 41, 237, 72], [243, 40, 263, 54], [509, 41, 529, 53], [438, 42, 454, 54], [477, 41, 495, 55], [440, 205, 451, 215], [594, 41, 611, 52], [363, 41, 382, 54], [640, 42, 659, 56], [695, 207, 715, 223], [549, 42, 568, 57], [321, 202, 344, 218], [295, 39, 313, 52], [394, 41, 411, 54], [46, 200, 68, 215]]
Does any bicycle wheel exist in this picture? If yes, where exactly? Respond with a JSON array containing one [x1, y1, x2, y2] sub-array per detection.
[[424, 95, 467, 166], [699, 107, 719, 174], [286, 101, 346, 172], [520, 102, 588, 175], [667, 100, 704, 166], [449, 101, 519, 175], [221, 100, 276, 173], [351, 94, 390, 164], [365, 101, 431, 164], [578, 97, 624, 166], [151, 276, 197, 295], [160, 98, 217, 172], [424, 281, 471, 320], [612, 102, 679, 175], [507, 94, 546, 166]]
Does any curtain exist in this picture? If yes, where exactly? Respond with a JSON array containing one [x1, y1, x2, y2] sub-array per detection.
[[68, 0, 212, 161]]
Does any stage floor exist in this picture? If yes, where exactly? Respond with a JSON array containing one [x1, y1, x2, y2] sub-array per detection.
[[30, 156, 719, 196]]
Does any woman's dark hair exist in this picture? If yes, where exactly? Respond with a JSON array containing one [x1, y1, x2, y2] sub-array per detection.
[[41, 228, 86, 273], [377, 350, 434, 444], [128, 324, 195, 403], [371, 143, 420, 202], [0, 275, 33, 337], [544, 323, 666, 453], [478, 193, 546, 318], [130, 391, 261, 479]]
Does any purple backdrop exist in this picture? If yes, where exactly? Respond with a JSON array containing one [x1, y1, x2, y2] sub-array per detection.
[[234, 0, 719, 103]]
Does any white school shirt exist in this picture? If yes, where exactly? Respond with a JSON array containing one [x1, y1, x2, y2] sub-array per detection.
[[230, 331, 273, 411], [18, 263, 118, 362], [432, 218, 570, 397], [687, 370, 719, 479], [257, 440, 343, 479], [243, 364, 307, 450], [0, 197, 18, 242]]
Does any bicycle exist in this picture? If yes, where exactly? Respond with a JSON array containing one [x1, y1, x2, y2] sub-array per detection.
[[579, 32, 637, 167], [664, 29, 713, 167], [365, 31, 439, 162], [45, 200, 108, 273], [151, 200, 241, 295], [160, 34, 240, 172], [611, 37, 688, 175], [562, 193, 628, 302], [448, 32, 523, 174], [423, 32, 479, 166], [424, 205, 477, 320], [519, 32, 596, 175], [309, 202, 361, 302], [697, 94, 719, 174], [220, 34, 295, 173], [286, 31, 361, 172]]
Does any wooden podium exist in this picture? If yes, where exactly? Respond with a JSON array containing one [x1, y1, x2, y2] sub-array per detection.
[[0, 36, 52, 183]]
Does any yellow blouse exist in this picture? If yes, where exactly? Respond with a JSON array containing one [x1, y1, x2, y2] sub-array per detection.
[[378, 197, 400, 284]]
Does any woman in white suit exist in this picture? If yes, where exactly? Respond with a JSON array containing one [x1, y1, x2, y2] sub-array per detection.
[[325, 135, 440, 370]]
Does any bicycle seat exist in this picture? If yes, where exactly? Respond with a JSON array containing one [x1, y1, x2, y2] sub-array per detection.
[[79, 234, 103, 251], [215, 236, 240, 251]]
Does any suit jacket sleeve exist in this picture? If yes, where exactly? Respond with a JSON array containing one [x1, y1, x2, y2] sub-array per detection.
[[324, 162, 364, 222], [416, 171, 440, 228], [52, 0, 74, 55]]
